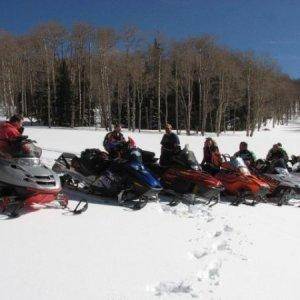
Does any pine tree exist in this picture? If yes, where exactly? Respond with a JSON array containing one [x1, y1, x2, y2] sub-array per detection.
[[55, 60, 73, 126]]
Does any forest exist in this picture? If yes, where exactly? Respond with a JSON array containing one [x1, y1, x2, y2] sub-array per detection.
[[0, 22, 299, 136]]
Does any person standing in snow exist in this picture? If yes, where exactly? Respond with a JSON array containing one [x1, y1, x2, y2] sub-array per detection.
[[0, 114, 24, 156], [201, 137, 222, 175], [103, 123, 126, 158], [234, 142, 256, 167], [160, 123, 180, 166]]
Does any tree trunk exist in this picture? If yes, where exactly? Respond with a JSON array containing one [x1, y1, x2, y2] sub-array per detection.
[[164, 87, 168, 125], [88, 42, 92, 126], [246, 67, 251, 136], [117, 82, 122, 124], [175, 68, 179, 134], [145, 106, 149, 129], [131, 84, 136, 131], [77, 60, 82, 125], [157, 54, 161, 132], [51, 54, 56, 119], [198, 78, 202, 134], [186, 78, 192, 135], [126, 82, 131, 130], [201, 80, 209, 136]]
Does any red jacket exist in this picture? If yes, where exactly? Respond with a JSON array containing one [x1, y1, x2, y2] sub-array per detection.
[[0, 121, 22, 154]]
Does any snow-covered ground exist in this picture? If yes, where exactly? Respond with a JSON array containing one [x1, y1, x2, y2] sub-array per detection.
[[1, 117, 300, 300]]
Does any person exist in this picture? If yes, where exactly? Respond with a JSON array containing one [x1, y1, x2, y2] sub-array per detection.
[[201, 137, 222, 175], [291, 155, 300, 166], [0, 114, 24, 156], [234, 142, 256, 167], [160, 123, 180, 166], [266, 143, 289, 165], [103, 123, 126, 158]]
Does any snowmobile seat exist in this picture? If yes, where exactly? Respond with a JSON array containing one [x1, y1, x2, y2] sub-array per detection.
[[79, 149, 110, 176], [141, 150, 158, 164], [55, 152, 78, 170], [71, 157, 96, 176], [61, 152, 78, 159]]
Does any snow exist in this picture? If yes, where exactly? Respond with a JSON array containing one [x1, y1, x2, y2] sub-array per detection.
[[1, 117, 300, 299]]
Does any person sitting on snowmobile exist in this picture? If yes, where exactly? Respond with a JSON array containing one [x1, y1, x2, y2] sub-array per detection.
[[291, 155, 300, 165], [160, 123, 180, 166], [266, 143, 289, 169], [290, 155, 300, 173], [103, 123, 126, 158], [0, 114, 24, 157], [201, 138, 222, 175], [234, 142, 256, 167]]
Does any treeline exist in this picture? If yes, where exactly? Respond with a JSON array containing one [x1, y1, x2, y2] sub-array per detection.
[[0, 22, 299, 135]]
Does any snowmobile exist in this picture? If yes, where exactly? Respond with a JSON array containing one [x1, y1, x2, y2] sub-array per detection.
[[214, 155, 270, 206], [251, 159, 300, 205], [0, 136, 86, 218], [52, 139, 162, 210], [290, 155, 300, 175], [142, 145, 224, 206]]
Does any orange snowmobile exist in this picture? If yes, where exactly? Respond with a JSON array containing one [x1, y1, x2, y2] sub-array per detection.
[[214, 155, 270, 205]]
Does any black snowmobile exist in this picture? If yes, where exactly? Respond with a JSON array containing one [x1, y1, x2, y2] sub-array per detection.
[[52, 139, 162, 210], [291, 155, 300, 176], [252, 159, 300, 205]]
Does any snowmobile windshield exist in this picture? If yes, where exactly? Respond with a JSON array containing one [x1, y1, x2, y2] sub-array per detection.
[[11, 141, 42, 159], [128, 148, 143, 163], [174, 149, 199, 169], [230, 157, 250, 175], [292, 162, 300, 172], [275, 167, 290, 176]]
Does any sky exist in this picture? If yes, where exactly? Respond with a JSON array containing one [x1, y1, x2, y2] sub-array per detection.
[[0, 0, 299, 78]]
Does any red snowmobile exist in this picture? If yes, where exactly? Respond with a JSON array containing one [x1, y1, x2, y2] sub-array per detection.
[[214, 155, 270, 205], [143, 145, 224, 206], [0, 136, 87, 217]]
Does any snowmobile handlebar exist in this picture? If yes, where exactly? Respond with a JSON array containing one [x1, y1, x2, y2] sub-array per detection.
[[13, 136, 37, 144], [222, 154, 231, 162]]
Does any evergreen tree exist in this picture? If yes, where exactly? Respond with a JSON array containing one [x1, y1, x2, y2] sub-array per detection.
[[55, 60, 73, 126]]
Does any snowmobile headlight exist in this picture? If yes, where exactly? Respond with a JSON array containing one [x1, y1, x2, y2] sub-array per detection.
[[18, 158, 41, 167], [239, 166, 250, 176], [191, 165, 199, 171], [275, 167, 289, 176]]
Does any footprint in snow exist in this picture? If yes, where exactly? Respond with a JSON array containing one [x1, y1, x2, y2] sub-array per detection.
[[198, 259, 222, 283], [212, 240, 231, 252], [223, 225, 234, 232], [188, 250, 208, 260], [213, 230, 222, 238], [150, 281, 197, 297], [206, 217, 214, 223]]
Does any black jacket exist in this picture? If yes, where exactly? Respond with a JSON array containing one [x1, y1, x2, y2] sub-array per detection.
[[160, 132, 180, 152]]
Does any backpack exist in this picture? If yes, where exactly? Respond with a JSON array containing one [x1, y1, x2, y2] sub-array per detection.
[[80, 149, 109, 174]]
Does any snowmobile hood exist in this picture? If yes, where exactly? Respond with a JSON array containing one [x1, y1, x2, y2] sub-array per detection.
[[216, 169, 270, 197], [266, 172, 300, 190], [0, 157, 61, 192], [128, 160, 162, 190]]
